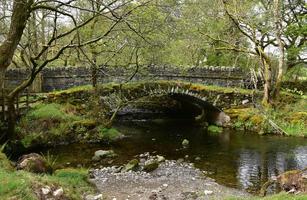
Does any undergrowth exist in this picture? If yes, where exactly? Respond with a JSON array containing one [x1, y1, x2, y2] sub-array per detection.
[[225, 99, 306, 137]]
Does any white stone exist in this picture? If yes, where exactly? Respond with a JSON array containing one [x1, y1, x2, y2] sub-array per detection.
[[204, 190, 213, 195], [85, 194, 103, 200], [162, 184, 168, 187], [242, 99, 249, 105], [53, 187, 64, 197], [41, 186, 51, 195]]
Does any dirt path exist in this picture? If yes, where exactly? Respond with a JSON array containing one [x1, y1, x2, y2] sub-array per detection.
[[89, 160, 250, 200]]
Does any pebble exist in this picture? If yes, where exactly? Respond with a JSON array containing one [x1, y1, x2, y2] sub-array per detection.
[[204, 190, 213, 195], [85, 194, 103, 200], [163, 184, 168, 187], [53, 187, 64, 197], [41, 186, 51, 195]]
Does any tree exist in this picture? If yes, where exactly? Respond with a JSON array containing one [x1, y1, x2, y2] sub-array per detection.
[[0, 0, 151, 138]]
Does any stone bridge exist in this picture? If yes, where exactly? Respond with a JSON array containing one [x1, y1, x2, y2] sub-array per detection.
[[97, 81, 255, 126]]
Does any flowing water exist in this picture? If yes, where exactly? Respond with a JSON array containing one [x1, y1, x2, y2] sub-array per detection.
[[41, 119, 307, 194]]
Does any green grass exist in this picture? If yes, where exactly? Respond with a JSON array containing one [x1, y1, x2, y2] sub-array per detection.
[[26, 103, 80, 121], [17, 103, 83, 148], [226, 192, 307, 200], [0, 167, 94, 200], [0, 151, 94, 200]]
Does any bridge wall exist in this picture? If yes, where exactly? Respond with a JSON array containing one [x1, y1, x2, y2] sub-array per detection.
[[4, 65, 247, 92]]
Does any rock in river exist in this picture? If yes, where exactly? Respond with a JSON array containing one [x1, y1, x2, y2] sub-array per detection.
[[16, 153, 53, 174], [92, 150, 117, 161], [182, 139, 189, 148]]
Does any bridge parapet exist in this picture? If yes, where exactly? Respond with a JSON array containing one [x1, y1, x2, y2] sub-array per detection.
[[5, 65, 248, 92]]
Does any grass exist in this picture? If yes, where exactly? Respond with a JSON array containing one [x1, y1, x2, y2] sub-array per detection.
[[26, 103, 80, 121], [0, 164, 94, 199], [0, 145, 94, 200], [226, 192, 307, 200], [17, 103, 84, 148], [0, 140, 94, 200], [225, 99, 306, 137]]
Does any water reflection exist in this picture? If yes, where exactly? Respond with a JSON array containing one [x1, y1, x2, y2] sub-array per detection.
[[236, 141, 307, 193]]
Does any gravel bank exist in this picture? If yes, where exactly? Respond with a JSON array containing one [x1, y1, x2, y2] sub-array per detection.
[[89, 160, 250, 200]]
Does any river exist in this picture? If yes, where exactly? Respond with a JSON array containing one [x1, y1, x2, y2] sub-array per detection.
[[41, 119, 307, 194]]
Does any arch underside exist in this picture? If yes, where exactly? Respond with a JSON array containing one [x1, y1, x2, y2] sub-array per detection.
[[113, 91, 230, 126]]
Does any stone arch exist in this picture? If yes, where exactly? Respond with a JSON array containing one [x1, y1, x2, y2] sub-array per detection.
[[102, 84, 231, 126]]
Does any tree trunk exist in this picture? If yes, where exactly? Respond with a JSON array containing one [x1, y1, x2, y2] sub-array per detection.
[[91, 53, 98, 87], [262, 60, 272, 106], [7, 97, 16, 138], [272, 0, 285, 101], [257, 47, 272, 106], [0, 0, 32, 70]]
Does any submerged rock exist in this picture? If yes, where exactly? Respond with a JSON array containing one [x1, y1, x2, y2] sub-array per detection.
[[92, 150, 117, 161], [16, 153, 53, 174], [182, 139, 189, 148]]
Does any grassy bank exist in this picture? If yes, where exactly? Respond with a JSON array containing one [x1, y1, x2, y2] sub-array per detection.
[[225, 99, 307, 137], [16, 102, 122, 148], [0, 151, 95, 200]]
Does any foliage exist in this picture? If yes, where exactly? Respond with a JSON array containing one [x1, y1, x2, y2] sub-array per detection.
[[226, 98, 307, 137], [41, 151, 58, 170]]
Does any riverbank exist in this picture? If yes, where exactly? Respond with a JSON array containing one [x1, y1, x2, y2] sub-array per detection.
[[225, 98, 306, 137], [1, 150, 306, 200], [89, 159, 250, 199]]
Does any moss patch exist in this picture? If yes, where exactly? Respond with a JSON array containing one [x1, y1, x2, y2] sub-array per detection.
[[17, 103, 102, 148], [225, 99, 307, 137], [207, 125, 223, 134], [99, 127, 123, 141]]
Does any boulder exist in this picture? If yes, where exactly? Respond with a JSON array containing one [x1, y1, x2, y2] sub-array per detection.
[[143, 159, 159, 172], [16, 153, 52, 174], [182, 139, 189, 148], [122, 159, 139, 172], [92, 150, 117, 161], [156, 155, 165, 163]]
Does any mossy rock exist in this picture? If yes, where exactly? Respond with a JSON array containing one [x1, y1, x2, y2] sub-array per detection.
[[250, 115, 264, 125], [237, 113, 251, 121], [122, 159, 139, 172], [143, 159, 159, 172], [72, 119, 97, 129], [286, 112, 307, 124], [16, 153, 53, 174], [99, 127, 123, 141], [224, 108, 252, 118]]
